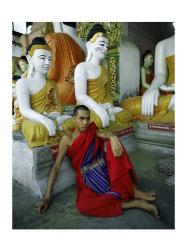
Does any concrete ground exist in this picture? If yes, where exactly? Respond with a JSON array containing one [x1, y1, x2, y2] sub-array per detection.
[[13, 149, 174, 229]]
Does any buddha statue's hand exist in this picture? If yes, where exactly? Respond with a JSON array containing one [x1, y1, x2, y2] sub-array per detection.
[[108, 107, 123, 115], [108, 107, 123, 122], [160, 83, 175, 92], [42, 116, 56, 136], [56, 115, 72, 130], [100, 103, 113, 109], [100, 103, 123, 122], [96, 105, 110, 128], [43, 111, 61, 119], [141, 87, 160, 116]]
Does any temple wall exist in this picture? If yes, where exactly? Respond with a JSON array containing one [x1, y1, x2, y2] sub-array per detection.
[[128, 23, 157, 59], [12, 45, 22, 57]]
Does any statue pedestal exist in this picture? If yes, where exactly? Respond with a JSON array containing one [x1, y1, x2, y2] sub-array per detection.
[[134, 122, 174, 154], [12, 132, 75, 198], [13, 129, 138, 197], [115, 127, 138, 153]]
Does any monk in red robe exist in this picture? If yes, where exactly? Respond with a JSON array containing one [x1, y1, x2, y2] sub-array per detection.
[[35, 105, 159, 219]]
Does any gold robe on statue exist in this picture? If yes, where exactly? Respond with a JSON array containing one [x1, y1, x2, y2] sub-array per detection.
[[22, 80, 63, 148], [62, 66, 132, 133]]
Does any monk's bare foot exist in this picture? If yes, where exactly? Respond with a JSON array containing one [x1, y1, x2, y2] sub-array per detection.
[[137, 199, 160, 220], [134, 188, 156, 201], [122, 199, 159, 220]]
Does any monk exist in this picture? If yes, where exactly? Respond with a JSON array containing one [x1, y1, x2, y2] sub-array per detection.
[[35, 105, 159, 219]]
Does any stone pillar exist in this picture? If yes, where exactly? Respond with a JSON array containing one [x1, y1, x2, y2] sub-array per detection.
[[119, 35, 140, 101]]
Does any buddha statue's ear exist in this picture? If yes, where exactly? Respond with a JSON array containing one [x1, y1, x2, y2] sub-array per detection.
[[26, 55, 34, 77], [26, 55, 31, 63], [85, 41, 92, 62]]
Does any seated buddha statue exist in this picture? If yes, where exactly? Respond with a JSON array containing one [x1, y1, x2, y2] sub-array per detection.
[[12, 56, 29, 130], [12, 75, 21, 128], [16, 37, 71, 147], [140, 50, 154, 95], [62, 24, 132, 133], [121, 35, 175, 124], [18, 55, 29, 78], [45, 22, 86, 106], [12, 99, 23, 131]]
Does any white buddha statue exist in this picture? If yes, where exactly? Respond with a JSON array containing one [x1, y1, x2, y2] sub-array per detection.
[[16, 37, 71, 147], [121, 33, 175, 124], [142, 35, 175, 116], [12, 75, 22, 131], [18, 55, 29, 78], [13, 56, 28, 129], [62, 24, 132, 133]]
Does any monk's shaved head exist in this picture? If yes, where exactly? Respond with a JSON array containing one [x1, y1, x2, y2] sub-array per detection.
[[73, 105, 90, 116]]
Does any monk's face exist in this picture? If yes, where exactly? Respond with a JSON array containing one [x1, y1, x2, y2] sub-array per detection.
[[74, 110, 91, 132]]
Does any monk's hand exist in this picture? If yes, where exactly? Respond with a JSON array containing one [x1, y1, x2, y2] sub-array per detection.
[[35, 197, 51, 214], [110, 136, 123, 157]]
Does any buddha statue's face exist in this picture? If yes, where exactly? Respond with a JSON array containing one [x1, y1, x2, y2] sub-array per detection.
[[144, 54, 153, 67], [19, 60, 28, 73], [31, 49, 52, 75], [90, 36, 109, 60]]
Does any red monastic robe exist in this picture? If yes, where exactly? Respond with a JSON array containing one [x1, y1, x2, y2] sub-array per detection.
[[67, 123, 138, 217]]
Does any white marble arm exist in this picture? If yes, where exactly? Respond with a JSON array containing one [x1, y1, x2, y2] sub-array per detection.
[[43, 111, 61, 119], [74, 64, 110, 127], [16, 79, 56, 136], [53, 22, 63, 33], [142, 41, 167, 116], [99, 103, 123, 121]]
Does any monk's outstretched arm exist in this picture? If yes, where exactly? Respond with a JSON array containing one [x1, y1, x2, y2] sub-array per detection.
[[96, 130, 123, 157], [35, 136, 69, 214]]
